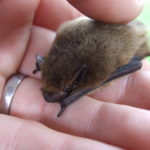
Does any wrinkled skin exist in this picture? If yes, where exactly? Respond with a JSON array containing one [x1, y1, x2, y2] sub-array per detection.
[[1, 0, 150, 150]]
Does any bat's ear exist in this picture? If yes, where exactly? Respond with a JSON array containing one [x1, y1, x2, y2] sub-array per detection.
[[72, 64, 87, 86], [63, 64, 87, 93]]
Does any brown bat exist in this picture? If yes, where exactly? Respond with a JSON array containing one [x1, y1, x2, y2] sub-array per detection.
[[33, 17, 150, 117]]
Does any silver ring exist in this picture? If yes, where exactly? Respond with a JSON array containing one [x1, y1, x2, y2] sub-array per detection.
[[0, 73, 26, 114]]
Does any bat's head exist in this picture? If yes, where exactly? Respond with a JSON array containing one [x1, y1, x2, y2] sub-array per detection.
[[41, 59, 91, 103]]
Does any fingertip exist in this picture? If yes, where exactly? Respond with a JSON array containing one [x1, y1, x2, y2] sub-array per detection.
[[67, 0, 144, 23], [141, 58, 150, 71]]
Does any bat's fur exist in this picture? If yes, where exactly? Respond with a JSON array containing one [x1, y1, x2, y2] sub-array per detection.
[[41, 18, 150, 98]]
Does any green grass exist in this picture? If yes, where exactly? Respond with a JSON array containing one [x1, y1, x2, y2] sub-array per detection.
[[147, 56, 150, 63], [137, 0, 150, 25], [137, 0, 150, 62]]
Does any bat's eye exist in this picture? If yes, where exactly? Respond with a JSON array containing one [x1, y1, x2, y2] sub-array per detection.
[[64, 87, 71, 93]]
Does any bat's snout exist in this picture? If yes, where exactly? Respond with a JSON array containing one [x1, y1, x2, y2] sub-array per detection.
[[42, 90, 67, 102]]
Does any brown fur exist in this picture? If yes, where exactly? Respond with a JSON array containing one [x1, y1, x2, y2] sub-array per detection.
[[41, 18, 150, 94]]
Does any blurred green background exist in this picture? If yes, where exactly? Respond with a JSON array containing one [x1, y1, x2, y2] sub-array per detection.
[[137, 0, 150, 62], [137, 0, 150, 26]]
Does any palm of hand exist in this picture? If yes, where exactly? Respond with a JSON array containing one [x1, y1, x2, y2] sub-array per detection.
[[0, 0, 150, 150]]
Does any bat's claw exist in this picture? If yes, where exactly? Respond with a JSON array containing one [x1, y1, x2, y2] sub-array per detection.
[[57, 104, 67, 117], [33, 68, 40, 74], [33, 53, 45, 74]]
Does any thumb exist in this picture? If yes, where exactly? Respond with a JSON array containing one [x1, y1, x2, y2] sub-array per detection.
[[67, 0, 144, 23]]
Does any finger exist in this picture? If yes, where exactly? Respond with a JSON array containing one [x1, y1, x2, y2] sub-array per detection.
[[141, 59, 150, 70], [0, 115, 122, 150], [67, 0, 144, 23], [89, 62, 150, 109], [9, 77, 150, 149], [0, 0, 39, 77], [34, 0, 81, 31]]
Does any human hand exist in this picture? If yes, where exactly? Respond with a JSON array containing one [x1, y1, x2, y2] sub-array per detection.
[[0, 0, 149, 150]]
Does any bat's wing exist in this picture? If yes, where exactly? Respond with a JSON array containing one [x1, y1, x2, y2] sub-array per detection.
[[57, 56, 142, 117], [103, 56, 142, 84], [57, 87, 93, 117]]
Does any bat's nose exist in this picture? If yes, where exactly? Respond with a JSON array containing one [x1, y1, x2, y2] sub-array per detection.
[[42, 90, 67, 102]]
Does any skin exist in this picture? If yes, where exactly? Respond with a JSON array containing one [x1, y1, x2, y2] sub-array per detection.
[[1, 0, 150, 149]]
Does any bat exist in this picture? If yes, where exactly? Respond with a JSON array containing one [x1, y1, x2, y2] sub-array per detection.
[[33, 17, 150, 117]]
